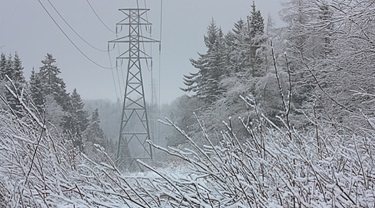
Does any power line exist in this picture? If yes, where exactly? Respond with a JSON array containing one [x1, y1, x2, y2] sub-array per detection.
[[158, 0, 163, 106], [115, 56, 124, 99], [139, 0, 152, 72], [117, 45, 127, 89], [37, 0, 115, 69], [86, 0, 116, 34], [160, 0, 164, 44], [108, 52, 121, 101], [46, 0, 110, 53]]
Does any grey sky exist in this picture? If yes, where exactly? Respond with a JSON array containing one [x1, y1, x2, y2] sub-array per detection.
[[0, 0, 283, 104]]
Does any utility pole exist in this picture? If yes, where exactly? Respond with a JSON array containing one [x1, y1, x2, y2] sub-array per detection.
[[109, 8, 159, 170]]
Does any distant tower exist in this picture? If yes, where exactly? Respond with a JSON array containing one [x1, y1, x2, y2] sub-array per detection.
[[109, 8, 159, 170]]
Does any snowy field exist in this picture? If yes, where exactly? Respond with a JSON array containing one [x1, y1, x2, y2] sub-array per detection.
[[1, 106, 374, 207]]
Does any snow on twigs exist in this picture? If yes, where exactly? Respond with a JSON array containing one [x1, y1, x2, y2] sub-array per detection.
[[0, 80, 375, 207]]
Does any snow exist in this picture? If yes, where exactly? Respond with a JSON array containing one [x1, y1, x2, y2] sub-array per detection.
[[369, 117, 375, 130], [1, 0, 375, 206]]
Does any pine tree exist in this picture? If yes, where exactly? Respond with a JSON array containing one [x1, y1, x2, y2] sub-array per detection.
[[62, 89, 89, 151], [182, 72, 200, 94], [248, 2, 265, 38], [38, 54, 70, 111], [12, 52, 26, 85], [183, 19, 227, 104], [233, 19, 247, 35], [247, 1, 266, 74], [29, 69, 45, 113], [84, 109, 106, 148], [0, 53, 6, 80], [4, 54, 14, 80], [69, 88, 89, 132], [226, 19, 251, 74], [83, 108, 108, 162], [2, 53, 26, 115]]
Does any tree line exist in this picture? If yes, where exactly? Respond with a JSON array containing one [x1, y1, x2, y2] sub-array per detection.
[[0, 53, 107, 159], [166, 0, 374, 146], [0, 0, 374, 206]]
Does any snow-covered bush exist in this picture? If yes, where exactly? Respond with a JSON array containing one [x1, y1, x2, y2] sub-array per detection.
[[1, 75, 375, 207], [146, 99, 375, 207]]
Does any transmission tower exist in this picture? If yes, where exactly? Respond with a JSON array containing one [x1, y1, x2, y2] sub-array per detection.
[[109, 8, 159, 170]]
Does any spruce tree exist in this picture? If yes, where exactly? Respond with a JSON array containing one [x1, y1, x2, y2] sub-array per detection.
[[38, 54, 70, 111], [4, 54, 14, 80], [84, 109, 106, 148], [12, 52, 26, 85], [183, 19, 227, 104], [62, 89, 89, 151], [226, 19, 251, 74], [29, 69, 45, 113], [2, 53, 26, 115], [69, 88, 89, 132], [248, 2, 265, 38], [0, 53, 6, 80], [247, 1, 266, 73], [83, 109, 108, 161]]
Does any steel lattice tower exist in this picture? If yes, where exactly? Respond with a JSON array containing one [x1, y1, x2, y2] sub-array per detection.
[[109, 8, 158, 169]]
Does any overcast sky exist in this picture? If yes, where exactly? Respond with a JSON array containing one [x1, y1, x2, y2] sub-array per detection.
[[0, 0, 284, 104]]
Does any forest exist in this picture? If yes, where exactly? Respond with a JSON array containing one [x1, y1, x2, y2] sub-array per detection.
[[0, 0, 374, 207]]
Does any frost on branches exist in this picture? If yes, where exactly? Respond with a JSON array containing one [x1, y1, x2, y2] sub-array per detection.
[[1, 79, 374, 207]]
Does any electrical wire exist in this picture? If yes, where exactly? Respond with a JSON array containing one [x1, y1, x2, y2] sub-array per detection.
[[139, 0, 152, 72], [117, 45, 127, 89], [158, 0, 163, 106], [86, 0, 116, 34], [115, 61, 124, 99], [157, 0, 163, 139], [37, 0, 115, 69], [159, 0, 163, 44], [116, 69, 123, 100], [46, 0, 110, 53], [108, 52, 121, 102]]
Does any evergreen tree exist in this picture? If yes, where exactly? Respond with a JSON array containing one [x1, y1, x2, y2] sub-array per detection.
[[62, 89, 89, 151], [29, 69, 45, 113], [4, 54, 14, 80], [12, 53, 26, 85], [183, 20, 227, 104], [247, 1, 266, 74], [84, 109, 106, 148], [69, 88, 89, 132], [226, 19, 250, 74], [82, 108, 108, 162], [2, 53, 26, 115], [38, 54, 70, 111], [233, 19, 247, 35], [248, 2, 265, 38], [0, 53, 6, 80], [225, 2, 267, 78]]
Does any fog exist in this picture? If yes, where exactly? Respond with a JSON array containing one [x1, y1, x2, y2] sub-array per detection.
[[0, 0, 282, 104]]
